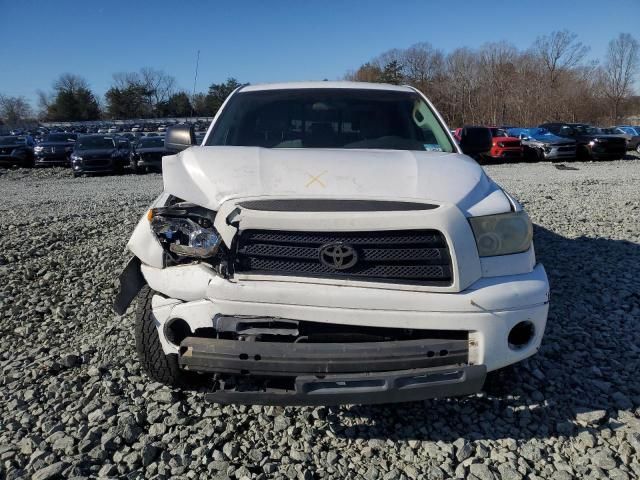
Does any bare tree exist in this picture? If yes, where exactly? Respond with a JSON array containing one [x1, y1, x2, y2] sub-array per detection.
[[140, 67, 177, 106], [602, 33, 640, 121], [402, 42, 445, 92], [53, 73, 91, 93], [534, 30, 589, 87], [0, 95, 33, 126]]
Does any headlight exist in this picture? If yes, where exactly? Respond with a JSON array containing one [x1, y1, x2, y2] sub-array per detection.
[[149, 204, 221, 258], [70, 154, 82, 161], [469, 211, 533, 257], [497, 142, 505, 148], [588, 140, 596, 146], [34, 146, 44, 153]]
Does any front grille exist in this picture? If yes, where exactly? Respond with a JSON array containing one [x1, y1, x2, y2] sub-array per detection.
[[84, 158, 110, 167], [235, 229, 453, 285], [502, 140, 520, 147], [141, 152, 162, 162]]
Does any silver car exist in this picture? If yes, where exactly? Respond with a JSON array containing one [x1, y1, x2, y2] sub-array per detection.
[[510, 128, 577, 161]]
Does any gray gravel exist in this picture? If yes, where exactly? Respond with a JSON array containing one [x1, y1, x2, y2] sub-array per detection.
[[1, 158, 639, 479]]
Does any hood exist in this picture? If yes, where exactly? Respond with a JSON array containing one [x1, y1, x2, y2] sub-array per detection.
[[162, 146, 511, 216], [38, 141, 74, 147], [529, 134, 575, 145]]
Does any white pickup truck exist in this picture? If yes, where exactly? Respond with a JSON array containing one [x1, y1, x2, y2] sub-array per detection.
[[114, 82, 549, 405]]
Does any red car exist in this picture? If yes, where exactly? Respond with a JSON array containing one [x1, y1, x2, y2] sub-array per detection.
[[454, 127, 522, 162], [487, 127, 522, 161]]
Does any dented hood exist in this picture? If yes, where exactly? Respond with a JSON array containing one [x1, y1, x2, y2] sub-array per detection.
[[162, 146, 510, 216]]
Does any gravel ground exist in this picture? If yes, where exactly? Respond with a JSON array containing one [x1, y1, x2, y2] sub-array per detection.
[[1, 157, 639, 480]]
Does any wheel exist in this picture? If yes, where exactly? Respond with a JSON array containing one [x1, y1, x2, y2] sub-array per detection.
[[135, 286, 201, 387], [22, 156, 35, 168], [636, 144, 640, 154], [130, 157, 139, 174], [535, 148, 544, 163]]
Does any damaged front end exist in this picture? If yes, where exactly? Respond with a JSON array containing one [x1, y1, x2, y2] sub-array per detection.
[[180, 317, 484, 406]]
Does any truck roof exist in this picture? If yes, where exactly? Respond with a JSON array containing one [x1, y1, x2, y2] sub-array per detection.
[[239, 81, 416, 93]]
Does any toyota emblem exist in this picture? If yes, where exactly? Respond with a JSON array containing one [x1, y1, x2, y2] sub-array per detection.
[[318, 242, 358, 270]]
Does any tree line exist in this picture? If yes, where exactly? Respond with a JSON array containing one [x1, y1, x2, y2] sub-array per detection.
[[1, 31, 638, 128], [345, 31, 640, 126], [0, 71, 245, 126]]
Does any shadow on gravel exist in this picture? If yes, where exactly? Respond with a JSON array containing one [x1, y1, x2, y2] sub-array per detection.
[[326, 226, 640, 442]]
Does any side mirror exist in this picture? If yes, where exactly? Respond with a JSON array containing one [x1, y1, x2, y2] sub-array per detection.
[[165, 125, 196, 153], [459, 127, 492, 155]]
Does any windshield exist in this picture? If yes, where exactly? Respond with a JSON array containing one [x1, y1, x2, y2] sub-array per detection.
[[76, 136, 116, 150], [0, 136, 24, 145], [530, 128, 554, 138], [489, 128, 508, 137], [138, 137, 164, 148], [207, 88, 455, 152], [573, 125, 601, 135], [44, 133, 76, 142]]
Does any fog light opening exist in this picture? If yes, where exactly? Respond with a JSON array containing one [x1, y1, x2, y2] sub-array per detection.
[[164, 318, 191, 347], [508, 321, 535, 350]]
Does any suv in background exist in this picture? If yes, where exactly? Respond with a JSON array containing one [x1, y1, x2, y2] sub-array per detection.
[[604, 127, 640, 152], [114, 82, 549, 406], [508, 127, 577, 162], [486, 127, 522, 162], [34, 133, 77, 166], [0, 135, 35, 167], [539, 123, 626, 160]]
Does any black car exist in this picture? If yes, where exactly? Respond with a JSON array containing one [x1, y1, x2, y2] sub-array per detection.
[[538, 123, 626, 160], [129, 135, 167, 172], [70, 135, 129, 176], [34, 133, 78, 166], [0, 135, 35, 167]]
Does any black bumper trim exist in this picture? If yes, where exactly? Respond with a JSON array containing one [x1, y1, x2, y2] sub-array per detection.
[[113, 256, 145, 315], [179, 336, 469, 376], [205, 365, 486, 406]]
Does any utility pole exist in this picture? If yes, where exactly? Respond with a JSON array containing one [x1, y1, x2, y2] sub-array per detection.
[[191, 50, 200, 118]]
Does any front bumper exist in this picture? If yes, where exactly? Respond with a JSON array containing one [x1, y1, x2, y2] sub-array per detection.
[[543, 147, 576, 160], [72, 157, 126, 173], [0, 154, 26, 165], [205, 364, 486, 406], [489, 148, 523, 160], [35, 153, 70, 165]]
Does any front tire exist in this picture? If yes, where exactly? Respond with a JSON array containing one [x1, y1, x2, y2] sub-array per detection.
[[135, 286, 200, 387]]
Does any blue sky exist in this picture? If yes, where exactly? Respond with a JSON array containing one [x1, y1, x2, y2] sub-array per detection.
[[1, 0, 638, 107]]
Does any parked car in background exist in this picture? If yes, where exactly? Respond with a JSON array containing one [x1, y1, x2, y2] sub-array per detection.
[[604, 127, 640, 152], [485, 127, 522, 162], [0, 135, 35, 167], [107, 125, 121, 134], [131, 124, 142, 132], [157, 124, 167, 132], [539, 123, 626, 160], [129, 135, 167, 173], [70, 135, 129, 177], [453, 126, 493, 162], [508, 127, 577, 162], [34, 133, 77, 166]]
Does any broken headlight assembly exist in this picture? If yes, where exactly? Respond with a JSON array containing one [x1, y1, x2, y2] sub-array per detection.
[[469, 211, 533, 257], [148, 203, 221, 259]]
